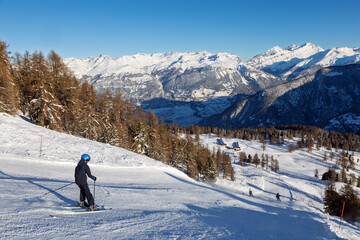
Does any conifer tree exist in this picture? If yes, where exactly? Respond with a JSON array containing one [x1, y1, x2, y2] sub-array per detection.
[[132, 121, 149, 154], [274, 159, 280, 172], [0, 40, 18, 114], [147, 109, 164, 161], [239, 151, 246, 166], [324, 182, 342, 216], [216, 148, 223, 171], [13, 51, 32, 114], [223, 153, 234, 181], [248, 154, 252, 164], [28, 52, 63, 130], [288, 144, 295, 153], [261, 153, 265, 168], [184, 136, 198, 179], [339, 184, 360, 222], [253, 153, 260, 167], [202, 149, 218, 181], [322, 152, 328, 162]]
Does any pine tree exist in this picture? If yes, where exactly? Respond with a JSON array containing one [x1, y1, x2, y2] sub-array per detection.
[[184, 136, 198, 179], [223, 153, 234, 181], [28, 52, 63, 130], [270, 155, 275, 171], [341, 168, 347, 183], [261, 153, 265, 168], [0, 40, 19, 114], [288, 144, 295, 153], [13, 51, 32, 114], [322, 168, 338, 182], [239, 151, 246, 166], [248, 154, 252, 164], [274, 159, 280, 173], [253, 153, 260, 167], [339, 184, 360, 222], [132, 121, 149, 154], [307, 137, 314, 152], [329, 152, 335, 162], [322, 152, 328, 162], [203, 152, 218, 181], [324, 182, 342, 216]]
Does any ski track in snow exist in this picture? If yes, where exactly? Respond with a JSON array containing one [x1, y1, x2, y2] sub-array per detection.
[[0, 113, 359, 239]]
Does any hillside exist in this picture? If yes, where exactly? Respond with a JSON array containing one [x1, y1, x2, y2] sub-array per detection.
[[1, 113, 360, 239], [200, 64, 360, 133]]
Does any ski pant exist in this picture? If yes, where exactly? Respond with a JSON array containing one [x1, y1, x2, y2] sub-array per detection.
[[77, 183, 94, 206]]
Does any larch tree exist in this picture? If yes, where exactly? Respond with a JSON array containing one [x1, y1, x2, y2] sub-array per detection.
[[0, 40, 18, 114], [28, 52, 63, 130], [13, 51, 32, 114]]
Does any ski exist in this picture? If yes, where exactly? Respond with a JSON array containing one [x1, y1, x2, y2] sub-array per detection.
[[63, 205, 112, 213]]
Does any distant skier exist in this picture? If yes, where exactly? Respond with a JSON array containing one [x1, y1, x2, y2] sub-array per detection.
[[276, 193, 281, 202], [75, 154, 98, 211], [249, 189, 253, 197]]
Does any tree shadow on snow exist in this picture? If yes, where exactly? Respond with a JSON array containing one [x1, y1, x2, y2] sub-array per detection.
[[0, 170, 77, 206], [98, 184, 172, 191], [184, 204, 344, 240], [164, 173, 343, 239]]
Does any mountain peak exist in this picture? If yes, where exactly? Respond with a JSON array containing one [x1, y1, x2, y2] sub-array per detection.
[[264, 46, 283, 55], [246, 43, 324, 71]]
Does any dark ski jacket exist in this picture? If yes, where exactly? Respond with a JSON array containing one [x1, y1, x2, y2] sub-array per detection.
[[75, 160, 95, 185]]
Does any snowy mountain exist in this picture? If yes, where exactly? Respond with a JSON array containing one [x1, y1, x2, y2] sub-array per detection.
[[1, 112, 360, 239], [201, 64, 360, 133], [246, 43, 324, 75], [247, 43, 360, 80], [64, 44, 360, 128], [64, 52, 282, 105]]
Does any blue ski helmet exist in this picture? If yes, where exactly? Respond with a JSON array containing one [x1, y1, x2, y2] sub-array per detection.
[[81, 154, 91, 161]]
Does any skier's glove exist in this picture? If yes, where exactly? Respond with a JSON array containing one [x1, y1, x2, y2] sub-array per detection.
[[93, 176, 97, 181]]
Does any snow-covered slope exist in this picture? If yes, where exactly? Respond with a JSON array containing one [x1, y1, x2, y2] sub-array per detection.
[[1, 113, 360, 239], [246, 43, 324, 73], [247, 43, 360, 80], [281, 47, 360, 79]]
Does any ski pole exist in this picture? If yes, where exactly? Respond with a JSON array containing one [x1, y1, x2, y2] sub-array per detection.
[[93, 180, 96, 205], [44, 182, 75, 196]]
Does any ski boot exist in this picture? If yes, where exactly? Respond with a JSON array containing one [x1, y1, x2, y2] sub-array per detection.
[[88, 205, 99, 211]]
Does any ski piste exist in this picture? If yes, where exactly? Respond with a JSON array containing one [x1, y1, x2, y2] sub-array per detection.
[[63, 205, 112, 213]]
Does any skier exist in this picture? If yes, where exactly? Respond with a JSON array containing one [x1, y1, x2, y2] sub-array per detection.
[[276, 193, 281, 202], [75, 154, 98, 211], [249, 188, 253, 197]]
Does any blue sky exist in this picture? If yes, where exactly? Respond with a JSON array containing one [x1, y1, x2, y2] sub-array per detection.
[[1, 0, 359, 61]]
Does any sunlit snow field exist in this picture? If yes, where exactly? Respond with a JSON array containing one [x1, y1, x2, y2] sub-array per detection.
[[1, 113, 359, 239]]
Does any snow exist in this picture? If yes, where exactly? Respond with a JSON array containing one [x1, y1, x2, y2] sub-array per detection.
[[1, 112, 360, 239], [64, 52, 241, 79], [325, 72, 344, 77], [247, 43, 325, 70], [246, 44, 360, 80]]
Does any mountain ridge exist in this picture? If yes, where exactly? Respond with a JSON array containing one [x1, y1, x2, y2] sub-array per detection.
[[64, 44, 360, 132]]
